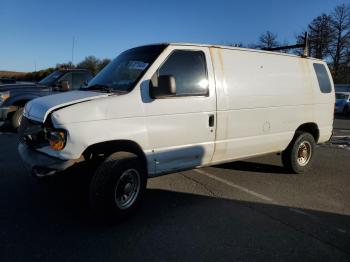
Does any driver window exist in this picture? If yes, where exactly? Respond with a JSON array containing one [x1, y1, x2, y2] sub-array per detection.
[[158, 50, 209, 96]]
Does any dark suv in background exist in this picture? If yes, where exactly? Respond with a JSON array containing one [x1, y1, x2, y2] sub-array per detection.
[[0, 69, 93, 129]]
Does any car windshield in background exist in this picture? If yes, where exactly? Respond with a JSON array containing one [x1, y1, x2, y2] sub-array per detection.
[[85, 45, 167, 93], [38, 71, 63, 86], [336, 93, 349, 100]]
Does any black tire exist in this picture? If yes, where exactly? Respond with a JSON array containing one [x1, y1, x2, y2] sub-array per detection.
[[282, 132, 315, 174], [343, 106, 348, 116], [11, 107, 24, 130], [89, 152, 147, 221]]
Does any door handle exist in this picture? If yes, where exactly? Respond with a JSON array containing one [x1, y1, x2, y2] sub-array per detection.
[[209, 114, 215, 127]]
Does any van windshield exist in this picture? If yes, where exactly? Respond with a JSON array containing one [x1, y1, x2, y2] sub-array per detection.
[[84, 45, 167, 93]]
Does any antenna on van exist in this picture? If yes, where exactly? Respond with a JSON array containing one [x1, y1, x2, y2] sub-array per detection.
[[262, 32, 309, 57]]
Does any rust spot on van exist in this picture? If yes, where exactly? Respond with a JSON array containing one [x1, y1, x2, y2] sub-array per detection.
[[210, 47, 225, 85], [297, 57, 315, 120], [298, 58, 313, 92], [209, 47, 216, 70], [217, 48, 224, 71]]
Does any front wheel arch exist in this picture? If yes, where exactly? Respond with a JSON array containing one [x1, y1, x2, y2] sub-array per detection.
[[82, 140, 148, 172]]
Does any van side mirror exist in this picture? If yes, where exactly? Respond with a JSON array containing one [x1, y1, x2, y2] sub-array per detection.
[[58, 80, 70, 91], [149, 75, 176, 99]]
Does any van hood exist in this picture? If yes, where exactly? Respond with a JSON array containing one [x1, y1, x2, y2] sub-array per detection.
[[24, 90, 109, 122]]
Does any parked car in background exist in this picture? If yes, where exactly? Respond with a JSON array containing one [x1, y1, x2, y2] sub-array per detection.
[[0, 69, 93, 129], [17, 43, 334, 221], [335, 84, 350, 93], [0, 78, 16, 85], [335, 92, 350, 115]]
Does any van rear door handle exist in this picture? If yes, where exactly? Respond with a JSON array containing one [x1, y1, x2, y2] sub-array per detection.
[[209, 114, 215, 127]]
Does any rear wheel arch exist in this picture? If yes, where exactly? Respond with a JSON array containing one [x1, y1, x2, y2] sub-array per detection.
[[294, 122, 319, 143]]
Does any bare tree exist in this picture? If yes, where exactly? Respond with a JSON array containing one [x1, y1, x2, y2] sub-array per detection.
[[329, 4, 350, 81], [258, 31, 279, 49], [304, 14, 333, 59]]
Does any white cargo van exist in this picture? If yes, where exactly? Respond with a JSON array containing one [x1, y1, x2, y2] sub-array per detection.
[[18, 43, 334, 219]]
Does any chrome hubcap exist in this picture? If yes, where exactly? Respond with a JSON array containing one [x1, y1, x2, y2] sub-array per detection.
[[114, 169, 141, 210], [297, 141, 311, 166]]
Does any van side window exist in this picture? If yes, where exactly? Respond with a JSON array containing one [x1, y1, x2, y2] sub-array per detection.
[[158, 50, 208, 96], [313, 63, 332, 93]]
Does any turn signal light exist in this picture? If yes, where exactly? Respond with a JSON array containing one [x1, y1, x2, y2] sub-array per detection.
[[47, 130, 66, 151]]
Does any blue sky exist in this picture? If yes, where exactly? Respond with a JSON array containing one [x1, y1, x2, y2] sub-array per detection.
[[0, 0, 346, 72]]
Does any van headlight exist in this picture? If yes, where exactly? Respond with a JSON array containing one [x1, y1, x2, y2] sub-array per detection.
[[0, 91, 10, 105], [46, 129, 66, 151]]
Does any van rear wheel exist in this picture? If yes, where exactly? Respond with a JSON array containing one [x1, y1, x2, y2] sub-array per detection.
[[89, 152, 147, 221], [282, 132, 315, 174]]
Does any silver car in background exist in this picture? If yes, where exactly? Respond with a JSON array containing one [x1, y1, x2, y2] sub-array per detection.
[[335, 92, 350, 115]]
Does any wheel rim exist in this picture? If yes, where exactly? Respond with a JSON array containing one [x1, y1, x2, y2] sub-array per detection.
[[114, 168, 141, 210], [297, 141, 312, 166]]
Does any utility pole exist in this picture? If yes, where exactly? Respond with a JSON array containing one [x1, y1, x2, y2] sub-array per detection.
[[72, 36, 75, 65]]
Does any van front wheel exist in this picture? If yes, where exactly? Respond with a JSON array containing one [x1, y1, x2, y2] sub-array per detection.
[[89, 152, 147, 221], [282, 132, 315, 174]]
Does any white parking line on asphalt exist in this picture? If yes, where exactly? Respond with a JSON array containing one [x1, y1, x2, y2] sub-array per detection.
[[289, 208, 320, 221], [334, 129, 350, 132], [194, 169, 277, 204], [332, 135, 350, 138]]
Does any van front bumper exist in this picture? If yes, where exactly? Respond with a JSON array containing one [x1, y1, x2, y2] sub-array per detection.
[[18, 143, 80, 177]]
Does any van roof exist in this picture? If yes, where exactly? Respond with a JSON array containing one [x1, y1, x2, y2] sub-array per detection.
[[143, 42, 323, 61]]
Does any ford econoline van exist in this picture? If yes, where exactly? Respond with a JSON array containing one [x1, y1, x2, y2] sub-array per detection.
[[18, 43, 334, 219]]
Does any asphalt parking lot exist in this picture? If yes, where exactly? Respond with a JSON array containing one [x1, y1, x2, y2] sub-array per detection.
[[0, 117, 350, 262]]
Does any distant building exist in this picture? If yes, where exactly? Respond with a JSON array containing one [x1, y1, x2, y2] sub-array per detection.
[[335, 84, 350, 93]]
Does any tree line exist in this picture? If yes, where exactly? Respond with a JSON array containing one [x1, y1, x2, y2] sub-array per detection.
[[18, 56, 111, 82]]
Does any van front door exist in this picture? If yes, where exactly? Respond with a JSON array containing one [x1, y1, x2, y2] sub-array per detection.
[[143, 46, 216, 174]]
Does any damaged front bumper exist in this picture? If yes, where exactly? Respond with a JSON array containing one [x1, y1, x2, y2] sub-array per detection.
[[18, 143, 81, 177]]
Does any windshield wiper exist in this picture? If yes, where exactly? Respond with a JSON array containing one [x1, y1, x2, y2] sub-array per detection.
[[84, 84, 114, 93], [83, 84, 130, 94]]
